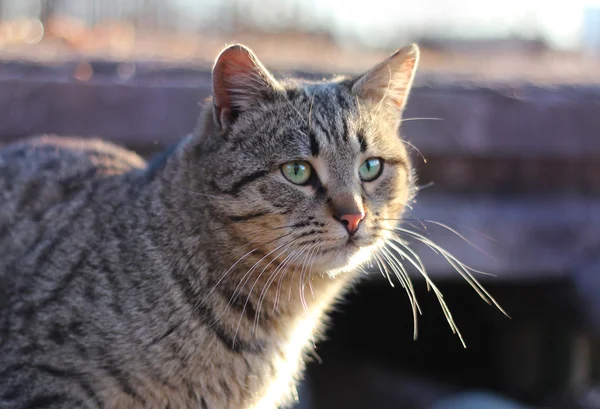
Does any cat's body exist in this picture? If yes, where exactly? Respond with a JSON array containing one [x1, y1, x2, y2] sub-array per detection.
[[0, 44, 420, 409]]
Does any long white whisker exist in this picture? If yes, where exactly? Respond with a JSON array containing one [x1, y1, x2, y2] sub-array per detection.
[[422, 220, 496, 261], [373, 251, 394, 288], [400, 117, 443, 122], [377, 248, 419, 340], [253, 248, 299, 333], [398, 231, 508, 317], [395, 227, 494, 277], [381, 234, 466, 346], [273, 247, 308, 314], [159, 178, 223, 199], [288, 243, 317, 302], [233, 239, 298, 344], [380, 245, 421, 315]]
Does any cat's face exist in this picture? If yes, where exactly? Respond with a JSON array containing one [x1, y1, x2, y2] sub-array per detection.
[[198, 44, 419, 275]]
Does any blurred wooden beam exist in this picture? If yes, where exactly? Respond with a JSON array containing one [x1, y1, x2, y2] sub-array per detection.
[[0, 60, 598, 157]]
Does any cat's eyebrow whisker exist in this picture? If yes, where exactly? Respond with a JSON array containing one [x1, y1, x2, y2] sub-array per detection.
[[308, 94, 315, 130], [282, 91, 307, 126], [373, 65, 393, 117], [355, 95, 364, 123], [400, 139, 427, 164]]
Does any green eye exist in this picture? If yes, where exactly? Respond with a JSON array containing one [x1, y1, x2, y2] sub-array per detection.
[[359, 157, 383, 181], [281, 160, 312, 185]]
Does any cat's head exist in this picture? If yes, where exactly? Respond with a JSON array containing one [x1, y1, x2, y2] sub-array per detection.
[[191, 44, 419, 275]]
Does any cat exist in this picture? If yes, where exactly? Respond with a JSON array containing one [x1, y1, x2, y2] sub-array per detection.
[[0, 43, 497, 409]]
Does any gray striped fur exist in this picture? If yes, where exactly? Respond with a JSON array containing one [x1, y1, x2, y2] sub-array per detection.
[[0, 44, 419, 409]]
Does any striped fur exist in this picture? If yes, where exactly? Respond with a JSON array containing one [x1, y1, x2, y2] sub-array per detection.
[[0, 44, 419, 409]]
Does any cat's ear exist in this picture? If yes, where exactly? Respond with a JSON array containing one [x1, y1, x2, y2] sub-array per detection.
[[351, 44, 419, 116], [212, 44, 282, 129]]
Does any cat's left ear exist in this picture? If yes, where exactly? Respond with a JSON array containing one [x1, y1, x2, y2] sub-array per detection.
[[212, 44, 282, 130], [351, 44, 420, 116]]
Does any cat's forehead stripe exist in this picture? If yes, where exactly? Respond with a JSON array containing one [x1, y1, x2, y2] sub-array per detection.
[[308, 130, 320, 156], [302, 85, 356, 153]]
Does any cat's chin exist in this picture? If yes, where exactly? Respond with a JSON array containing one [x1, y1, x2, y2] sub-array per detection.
[[314, 240, 380, 277]]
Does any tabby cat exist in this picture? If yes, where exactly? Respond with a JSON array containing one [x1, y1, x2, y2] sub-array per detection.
[[0, 43, 484, 409]]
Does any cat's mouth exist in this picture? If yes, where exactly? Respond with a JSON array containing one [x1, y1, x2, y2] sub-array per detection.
[[306, 236, 380, 275]]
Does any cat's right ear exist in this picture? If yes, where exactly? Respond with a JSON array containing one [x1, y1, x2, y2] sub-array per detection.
[[350, 44, 420, 119], [211, 44, 282, 130]]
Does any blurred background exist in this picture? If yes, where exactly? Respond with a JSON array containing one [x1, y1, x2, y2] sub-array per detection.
[[1, 1, 600, 408]]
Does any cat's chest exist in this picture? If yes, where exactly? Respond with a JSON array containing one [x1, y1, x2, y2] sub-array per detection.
[[106, 321, 314, 409]]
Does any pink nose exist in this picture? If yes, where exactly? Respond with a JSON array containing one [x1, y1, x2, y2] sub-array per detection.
[[339, 212, 365, 236]]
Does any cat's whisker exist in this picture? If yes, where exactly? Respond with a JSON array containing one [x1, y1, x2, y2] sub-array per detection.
[[298, 247, 313, 313], [159, 178, 223, 199], [400, 118, 444, 122], [149, 233, 278, 348], [372, 252, 395, 288], [400, 117, 443, 122], [377, 248, 420, 340], [378, 246, 421, 336], [282, 91, 307, 126], [373, 65, 393, 117], [420, 220, 496, 261], [254, 247, 304, 332], [305, 247, 323, 301], [288, 242, 316, 302], [394, 227, 494, 277], [355, 95, 364, 123], [252, 250, 294, 334], [400, 139, 427, 164], [206, 235, 299, 332], [235, 225, 301, 253], [377, 232, 467, 346], [233, 239, 299, 344], [390, 227, 509, 328], [298, 245, 319, 312], [308, 94, 315, 130], [385, 236, 428, 282], [207, 231, 296, 310], [228, 237, 299, 314], [396, 229, 507, 317], [416, 181, 435, 192], [274, 247, 308, 314]]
